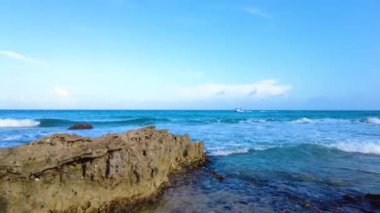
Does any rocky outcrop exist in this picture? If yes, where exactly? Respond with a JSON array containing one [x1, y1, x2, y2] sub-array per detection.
[[365, 193, 380, 208], [0, 126, 206, 212], [68, 124, 94, 130]]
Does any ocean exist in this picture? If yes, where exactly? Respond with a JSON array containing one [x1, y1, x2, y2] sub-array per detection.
[[1, 110, 379, 211]]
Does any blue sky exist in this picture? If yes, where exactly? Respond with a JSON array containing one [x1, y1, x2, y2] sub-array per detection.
[[0, 0, 379, 109]]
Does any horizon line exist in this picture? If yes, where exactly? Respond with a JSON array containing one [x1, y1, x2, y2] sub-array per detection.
[[0, 109, 379, 111]]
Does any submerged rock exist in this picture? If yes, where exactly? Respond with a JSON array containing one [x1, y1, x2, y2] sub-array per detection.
[[0, 126, 206, 212], [68, 123, 94, 130], [209, 170, 225, 181], [365, 193, 380, 208], [343, 194, 361, 203]]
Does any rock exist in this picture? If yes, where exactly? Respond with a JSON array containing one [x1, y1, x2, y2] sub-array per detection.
[[68, 124, 93, 130], [304, 203, 312, 208], [210, 170, 225, 181], [365, 193, 380, 208], [343, 194, 361, 203], [0, 126, 207, 212]]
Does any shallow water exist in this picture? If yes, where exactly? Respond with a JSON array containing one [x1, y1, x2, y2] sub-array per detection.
[[1, 110, 380, 211]]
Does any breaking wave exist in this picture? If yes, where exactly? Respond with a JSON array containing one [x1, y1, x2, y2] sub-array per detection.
[[209, 148, 250, 156], [366, 117, 380, 125], [292, 117, 313, 124], [209, 141, 380, 157], [325, 141, 380, 155], [0, 117, 173, 128], [0, 119, 40, 128], [291, 117, 351, 124]]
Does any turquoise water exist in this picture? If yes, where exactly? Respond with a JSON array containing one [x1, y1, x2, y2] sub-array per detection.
[[1, 110, 380, 211]]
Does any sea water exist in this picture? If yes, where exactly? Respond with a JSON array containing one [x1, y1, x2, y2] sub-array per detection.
[[1, 110, 379, 211]]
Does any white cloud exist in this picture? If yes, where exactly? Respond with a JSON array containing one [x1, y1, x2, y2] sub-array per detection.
[[53, 87, 71, 98], [248, 80, 291, 98], [244, 7, 272, 18], [0, 50, 45, 65], [177, 80, 291, 100]]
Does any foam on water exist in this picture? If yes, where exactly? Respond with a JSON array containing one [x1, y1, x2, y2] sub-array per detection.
[[292, 117, 313, 124], [325, 141, 380, 155], [209, 148, 250, 156], [0, 119, 40, 128], [2, 135, 24, 141], [366, 117, 380, 125], [208, 145, 281, 156], [292, 117, 352, 124], [208, 140, 380, 157]]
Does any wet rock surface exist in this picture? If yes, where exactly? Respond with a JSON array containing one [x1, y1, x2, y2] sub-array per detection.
[[365, 193, 380, 208], [0, 126, 206, 212], [209, 170, 225, 181], [68, 123, 94, 130]]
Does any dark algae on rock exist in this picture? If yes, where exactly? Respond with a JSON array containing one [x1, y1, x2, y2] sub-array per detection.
[[365, 193, 380, 208], [68, 124, 94, 130], [0, 126, 207, 212]]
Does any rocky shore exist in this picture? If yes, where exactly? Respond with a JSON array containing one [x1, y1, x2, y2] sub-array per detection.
[[0, 126, 207, 212]]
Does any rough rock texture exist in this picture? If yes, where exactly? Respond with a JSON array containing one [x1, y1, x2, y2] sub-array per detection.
[[0, 126, 206, 212]]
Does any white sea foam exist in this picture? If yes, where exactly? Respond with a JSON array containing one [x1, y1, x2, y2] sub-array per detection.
[[366, 117, 380, 125], [209, 145, 279, 156], [292, 118, 350, 124], [325, 141, 380, 155], [209, 148, 250, 156], [2, 135, 23, 141], [0, 119, 40, 128], [293, 117, 313, 124]]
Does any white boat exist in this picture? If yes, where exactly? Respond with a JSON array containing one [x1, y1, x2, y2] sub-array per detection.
[[235, 108, 244, 112]]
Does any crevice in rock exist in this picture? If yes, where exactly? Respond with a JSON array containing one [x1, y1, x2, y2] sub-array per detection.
[[105, 153, 111, 178], [82, 164, 86, 179], [133, 170, 140, 184], [0, 126, 206, 212]]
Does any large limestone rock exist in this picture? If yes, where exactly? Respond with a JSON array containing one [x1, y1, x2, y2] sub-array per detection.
[[0, 126, 206, 212]]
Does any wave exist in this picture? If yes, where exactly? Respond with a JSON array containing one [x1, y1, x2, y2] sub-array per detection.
[[325, 141, 380, 155], [292, 117, 313, 124], [104, 118, 171, 125], [244, 117, 380, 125], [211, 117, 357, 125], [2, 135, 24, 141], [38, 119, 75, 127], [0, 119, 40, 128], [209, 141, 380, 157], [3, 116, 380, 128], [208, 145, 280, 156], [209, 148, 250, 156], [291, 117, 352, 124], [366, 117, 380, 125], [38, 117, 171, 127]]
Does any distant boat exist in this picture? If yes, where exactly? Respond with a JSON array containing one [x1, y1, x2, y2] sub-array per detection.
[[235, 108, 244, 113]]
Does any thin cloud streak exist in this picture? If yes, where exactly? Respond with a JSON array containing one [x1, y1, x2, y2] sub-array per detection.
[[0, 50, 45, 65], [177, 80, 292, 100], [244, 7, 272, 18]]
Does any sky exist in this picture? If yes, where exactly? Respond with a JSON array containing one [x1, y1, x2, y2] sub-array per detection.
[[0, 0, 379, 110]]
